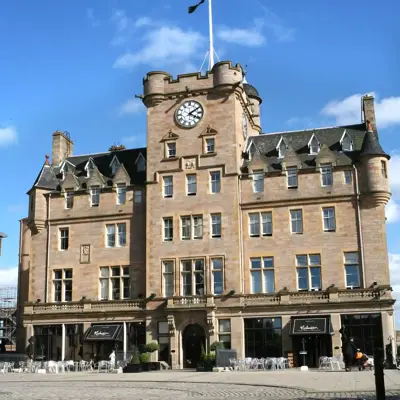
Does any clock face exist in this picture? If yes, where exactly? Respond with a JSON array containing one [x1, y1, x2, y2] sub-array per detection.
[[175, 101, 204, 128]]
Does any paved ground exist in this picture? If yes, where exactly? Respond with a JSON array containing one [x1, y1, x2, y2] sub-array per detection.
[[1, 370, 400, 399]]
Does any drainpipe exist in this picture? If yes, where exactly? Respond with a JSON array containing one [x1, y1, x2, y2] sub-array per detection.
[[45, 193, 51, 303], [237, 175, 244, 293], [353, 165, 366, 288]]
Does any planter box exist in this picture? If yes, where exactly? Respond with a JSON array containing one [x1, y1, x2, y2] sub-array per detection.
[[141, 362, 161, 371], [123, 363, 142, 373]]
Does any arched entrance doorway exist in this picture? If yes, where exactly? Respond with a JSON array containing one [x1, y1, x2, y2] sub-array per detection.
[[182, 324, 206, 368]]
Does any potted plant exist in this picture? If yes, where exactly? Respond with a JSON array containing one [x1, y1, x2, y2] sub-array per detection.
[[145, 342, 160, 353], [145, 341, 161, 370], [139, 352, 151, 371], [123, 349, 142, 373]]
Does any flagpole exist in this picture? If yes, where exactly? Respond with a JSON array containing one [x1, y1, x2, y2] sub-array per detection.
[[208, 0, 214, 70]]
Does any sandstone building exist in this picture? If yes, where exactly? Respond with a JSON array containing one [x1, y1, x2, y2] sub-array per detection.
[[17, 61, 395, 368]]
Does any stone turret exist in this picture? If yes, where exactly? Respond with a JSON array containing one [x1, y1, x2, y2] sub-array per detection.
[[243, 82, 262, 128], [359, 96, 391, 206]]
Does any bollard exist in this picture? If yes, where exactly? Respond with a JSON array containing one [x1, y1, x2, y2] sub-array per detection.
[[374, 347, 386, 400]]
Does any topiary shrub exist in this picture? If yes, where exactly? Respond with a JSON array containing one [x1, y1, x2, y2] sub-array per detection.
[[210, 341, 225, 351], [130, 349, 140, 365], [145, 342, 160, 353], [139, 352, 151, 363]]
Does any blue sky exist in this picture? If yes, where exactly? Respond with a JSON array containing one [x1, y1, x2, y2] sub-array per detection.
[[0, 0, 399, 319]]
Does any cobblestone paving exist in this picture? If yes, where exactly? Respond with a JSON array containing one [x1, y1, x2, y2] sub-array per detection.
[[1, 380, 400, 400]]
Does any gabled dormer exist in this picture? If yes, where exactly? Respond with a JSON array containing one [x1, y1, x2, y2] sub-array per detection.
[[110, 155, 121, 175], [281, 144, 302, 171], [135, 153, 146, 172], [276, 136, 288, 158], [308, 133, 320, 155], [60, 160, 75, 180], [61, 170, 80, 192], [113, 163, 131, 187], [85, 158, 97, 178], [340, 130, 354, 151]]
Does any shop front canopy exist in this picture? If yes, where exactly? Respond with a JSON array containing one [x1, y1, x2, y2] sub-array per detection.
[[84, 324, 122, 341], [290, 317, 334, 335]]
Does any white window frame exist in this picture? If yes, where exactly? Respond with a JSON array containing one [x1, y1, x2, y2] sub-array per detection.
[[218, 320, 231, 349], [205, 137, 215, 154], [210, 171, 221, 194], [344, 252, 360, 289], [381, 161, 387, 178], [181, 259, 205, 296], [277, 137, 287, 158], [308, 134, 320, 155], [163, 217, 173, 242], [211, 213, 222, 238], [344, 170, 352, 185], [321, 164, 333, 186], [249, 213, 260, 237], [99, 266, 130, 300], [186, 174, 197, 196], [65, 191, 73, 209], [116, 183, 127, 205], [85, 159, 96, 178], [252, 170, 264, 193], [59, 228, 69, 251], [166, 142, 176, 158], [211, 257, 224, 295], [250, 257, 275, 294], [290, 209, 303, 234], [287, 167, 298, 188], [90, 185, 100, 207], [296, 254, 322, 291], [162, 260, 174, 297], [105, 223, 127, 248], [322, 207, 336, 232], [135, 190, 143, 203], [180, 215, 203, 240], [340, 131, 353, 151], [110, 156, 121, 175], [53, 269, 73, 302], [163, 176, 173, 198]]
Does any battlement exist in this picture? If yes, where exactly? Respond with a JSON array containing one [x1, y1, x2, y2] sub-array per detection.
[[142, 61, 244, 106]]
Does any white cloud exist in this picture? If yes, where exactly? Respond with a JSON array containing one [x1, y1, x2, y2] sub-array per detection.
[[135, 17, 151, 28], [87, 8, 99, 27], [217, 20, 266, 47], [0, 267, 18, 287], [0, 126, 17, 147], [113, 26, 205, 69], [321, 92, 400, 128], [261, 7, 295, 42], [118, 98, 144, 116], [389, 154, 400, 195], [386, 199, 400, 224], [389, 254, 400, 326], [110, 11, 152, 46]]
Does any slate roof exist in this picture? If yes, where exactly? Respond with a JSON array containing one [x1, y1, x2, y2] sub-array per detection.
[[360, 130, 390, 159], [243, 83, 261, 100], [246, 123, 382, 171], [33, 148, 147, 191]]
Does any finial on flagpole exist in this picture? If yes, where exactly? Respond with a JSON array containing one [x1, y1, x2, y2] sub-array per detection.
[[242, 64, 248, 84]]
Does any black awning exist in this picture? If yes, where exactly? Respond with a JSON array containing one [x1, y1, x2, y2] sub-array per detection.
[[84, 324, 122, 341], [290, 317, 333, 335]]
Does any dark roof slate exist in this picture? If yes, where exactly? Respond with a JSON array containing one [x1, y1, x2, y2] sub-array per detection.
[[360, 130, 390, 159], [243, 83, 260, 99], [247, 123, 368, 171], [33, 165, 59, 190]]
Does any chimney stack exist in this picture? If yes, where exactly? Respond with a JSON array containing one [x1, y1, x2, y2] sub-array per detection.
[[362, 95, 376, 131], [52, 130, 73, 166]]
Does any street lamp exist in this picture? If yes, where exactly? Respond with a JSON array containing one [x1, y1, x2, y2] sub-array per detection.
[[0, 232, 7, 256]]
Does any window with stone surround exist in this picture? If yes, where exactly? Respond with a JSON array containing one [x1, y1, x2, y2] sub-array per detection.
[[252, 170, 264, 193], [163, 217, 173, 241], [320, 164, 333, 186], [211, 213, 222, 238], [249, 212, 272, 237], [53, 269, 72, 302], [250, 257, 274, 294], [59, 228, 69, 251], [166, 142, 176, 158], [163, 176, 173, 198], [116, 183, 127, 205], [218, 319, 231, 349], [162, 260, 174, 297], [181, 215, 203, 240], [181, 259, 205, 296], [186, 174, 197, 195], [296, 254, 321, 291], [344, 252, 360, 289], [322, 207, 336, 232], [287, 167, 298, 188], [381, 161, 387, 178], [99, 266, 130, 300], [290, 209, 303, 234], [105, 223, 126, 248], [210, 171, 221, 193], [65, 191, 73, 209], [205, 137, 215, 154], [90, 185, 100, 207], [344, 170, 352, 185], [211, 257, 224, 295]]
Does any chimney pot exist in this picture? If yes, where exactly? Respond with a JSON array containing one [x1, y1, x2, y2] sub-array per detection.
[[45, 155, 50, 165]]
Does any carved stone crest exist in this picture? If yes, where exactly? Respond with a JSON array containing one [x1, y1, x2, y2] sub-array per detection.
[[185, 160, 196, 170], [207, 311, 216, 335], [167, 315, 176, 336], [80, 244, 91, 264]]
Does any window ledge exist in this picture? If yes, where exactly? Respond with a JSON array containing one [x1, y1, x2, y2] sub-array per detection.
[[201, 152, 217, 158], [162, 157, 179, 162]]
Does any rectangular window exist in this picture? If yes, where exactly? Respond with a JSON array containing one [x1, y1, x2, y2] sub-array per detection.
[[117, 223, 127, 247], [181, 215, 203, 240], [344, 170, 352, 185], [218, 319, 231, 349], [296, 254, 321, 291], [135, 190, 143, 203], [163, 176, 173, 198], [59, 228, 69, 250], [181, 216, 191, 240], [322, 207, 336, 232], [252, 170, 264, 193], [163, 217, 173, 241], [344, 252, 360, 288], [163, 261, 174, 297], [181, 259, 205, 296], [205, 138, 215, 153], [106, 224, 115, 248], [53, 269, 73, 302], [381, 161, 387, 178], [186, 174, 197, 195], [99, 266, 130, 300], [211, 213, 222, 238], [249, 213, 260, 237], [261, 212, 272, 236], [65, 191, 73, 209], [321, 164, 333, 186], [167, 142, 176, 158], [210, 171, 221, 193], [287, 167, 298, 188], [192, 215, 203, 239], [290, 209, 303, 234], [90, 185, 100, 207], [211, 258, 224, 295], [250, 257, 275, 293], [117, 183, 127, 205]]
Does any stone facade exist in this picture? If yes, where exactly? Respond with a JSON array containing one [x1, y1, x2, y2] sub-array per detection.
[[17, 61, 395, 369]]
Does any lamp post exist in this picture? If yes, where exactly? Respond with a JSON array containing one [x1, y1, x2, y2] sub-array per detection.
[[299, 337, 308, 371]]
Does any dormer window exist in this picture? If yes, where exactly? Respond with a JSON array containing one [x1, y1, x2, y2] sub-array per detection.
[[85, 159, 96, 178], [60, 160, 75, 180], [136, 153, 146, 172], [308, 134, 320, 155], [277, 137, 287, 158], [109, 156, 121, 175], [340, 131, 353, 152]]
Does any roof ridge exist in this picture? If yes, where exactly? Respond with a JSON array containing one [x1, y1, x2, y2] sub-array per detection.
[[261, 123, 365, 137], [67, 147, 146, 159]]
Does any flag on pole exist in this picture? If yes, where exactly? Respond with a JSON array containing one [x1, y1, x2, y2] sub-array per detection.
[[188, 0, 205, 14]]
